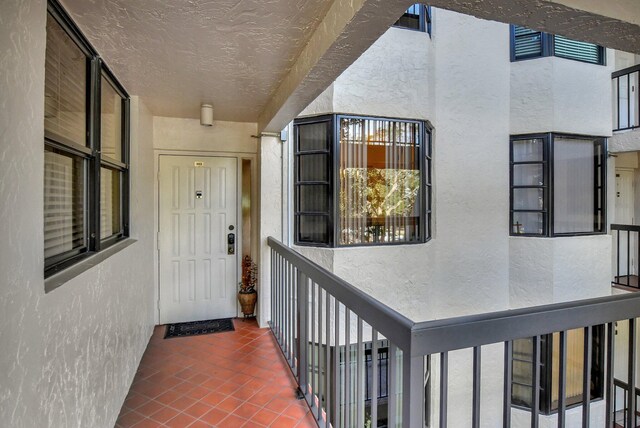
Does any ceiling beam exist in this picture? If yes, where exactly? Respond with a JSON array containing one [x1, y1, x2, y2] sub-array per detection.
[[257, 0, 413, 133], [259, 0, 640, 133]]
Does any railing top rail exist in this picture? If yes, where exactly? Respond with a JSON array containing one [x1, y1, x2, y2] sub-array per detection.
[[612, 64, 640, 78], [268, 237, 414, 351], [411, 292, 640, 356], [611, 223, 640, 232]]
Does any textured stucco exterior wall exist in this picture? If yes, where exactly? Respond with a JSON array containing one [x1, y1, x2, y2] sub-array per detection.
[[610, 128, 640, 152], [0, 2, 155, 426], [510, 52, 614, 136]]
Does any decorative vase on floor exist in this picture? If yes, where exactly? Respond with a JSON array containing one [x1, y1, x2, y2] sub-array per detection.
[[238, 255, 258, 317]]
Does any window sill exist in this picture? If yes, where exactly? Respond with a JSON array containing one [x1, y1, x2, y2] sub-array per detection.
[[44, 238, 137, 293]]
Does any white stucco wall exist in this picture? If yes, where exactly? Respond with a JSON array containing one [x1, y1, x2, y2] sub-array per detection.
[[610, 128, 640, 152], [510, 51, 614, 137], [0, 2, 155, 425]]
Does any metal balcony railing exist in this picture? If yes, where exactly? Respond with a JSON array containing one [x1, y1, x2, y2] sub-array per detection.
[[268, 236, 640, 428], [613, 65, 640, 132], [612, 224, 640, 289]]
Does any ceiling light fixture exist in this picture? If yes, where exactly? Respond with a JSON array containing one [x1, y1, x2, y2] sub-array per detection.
[[200, 103, 213, 126]]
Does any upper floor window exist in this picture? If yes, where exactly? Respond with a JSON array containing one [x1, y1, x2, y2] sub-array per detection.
[[44, 0, 129, 279], [512, 327, 604, 414], [393, 4, 431, 35], [294, 115, 431, 247], [510, 134, 606, 237], [511, 25, 605, 65]]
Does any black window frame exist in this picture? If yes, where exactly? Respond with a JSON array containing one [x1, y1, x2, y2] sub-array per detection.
[[44, 0, 130, 279], [293, 114, 432, 248], [510, 24, 606, 66], [393, 4, 432, 36], [511, 326, 605, 415], [509, 133, 606, 238]]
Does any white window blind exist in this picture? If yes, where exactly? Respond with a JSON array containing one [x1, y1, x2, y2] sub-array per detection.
[[553, 137, 595, 234], [45, 14, 86, 146], [44, 150, 84, 258], [101, 76, 122, 162]]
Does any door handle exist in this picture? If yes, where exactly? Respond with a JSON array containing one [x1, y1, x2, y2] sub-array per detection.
[[227, 233, 235, 255]]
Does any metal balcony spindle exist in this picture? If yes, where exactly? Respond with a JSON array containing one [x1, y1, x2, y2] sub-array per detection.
[[345, 308, 351, 428], [628, 231, 631, 285], [372, 329, 379, 428], [503, 341, 513, 428], [627, 318, 636, 428], [293, 267, 299, 372], [532, 336, 541, 428], [558, 331, 567, 428], [357, 318, 364, 428], [582, 326, 592, 428], [297, 270, 307, 391], [606, 322, 615, 428], [440, 352, 448, 428], [389, 344, 398, 428], [472, 346, 482, 428], [326, 291, 333, 426], [316, 287, 322, 422], [402, 351, 424, 428], [309, 281, 315, 404], [334, 298, 341, 428]]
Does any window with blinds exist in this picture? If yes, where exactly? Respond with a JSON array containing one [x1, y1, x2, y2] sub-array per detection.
[[511, 25, 604, 65], [44, 0, 129, 280], [512, 26, 544, 60], [294, 115, 430, 248], [510, 134, 605, 237], [511, 327, 604, 414]]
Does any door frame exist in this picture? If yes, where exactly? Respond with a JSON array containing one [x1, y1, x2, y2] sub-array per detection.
[[154, 150, 258, 325]]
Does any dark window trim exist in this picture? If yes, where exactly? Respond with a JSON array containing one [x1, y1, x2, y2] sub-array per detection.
[[509, 24, 606, 66], [509, 133, 607, 238], [293, 114, 432, 248], [44, 0, 130, 279], [392, 4, 432, 36]]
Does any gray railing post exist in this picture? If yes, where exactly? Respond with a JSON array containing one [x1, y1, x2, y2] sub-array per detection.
[[296, 269, 308, 398], [402, 351, 424, 428]]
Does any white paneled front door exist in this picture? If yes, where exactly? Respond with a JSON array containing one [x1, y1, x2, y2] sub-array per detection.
[[158, 155, 237, 324]]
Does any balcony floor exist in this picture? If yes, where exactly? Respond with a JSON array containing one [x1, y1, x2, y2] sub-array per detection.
[[115, 319, 315, 428]]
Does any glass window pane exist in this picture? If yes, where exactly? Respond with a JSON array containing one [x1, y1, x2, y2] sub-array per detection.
[[44, 147, 85, 259], [298, 185, 330, 213], [513, 138, 544, 162], [45, 13, 87, 146], [513, 188, 544, 210], [100, 167, 121, 239], [513, 26, 543, 59], [101, 75, 123, 162], [298, 122, 330, 151], [339, 118, 421, 245], [512, 212, 544, 235], [513, 164, 544, 186], [394, 4, 422, 30], [298, 215, 329, 244], [553, 138, 595, 234], [550, 329, 585, 410], [298, 154, 329, 182]]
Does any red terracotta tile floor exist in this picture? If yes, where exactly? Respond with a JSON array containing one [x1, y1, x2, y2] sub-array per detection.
[[115, 319, 316, 428]]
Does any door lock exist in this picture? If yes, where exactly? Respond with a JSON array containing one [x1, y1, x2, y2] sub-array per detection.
[[227, 232, 235, 255]]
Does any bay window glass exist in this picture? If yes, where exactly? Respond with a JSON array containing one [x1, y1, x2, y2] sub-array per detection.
[[100, 167, 121, 240], [510, 134, 605, 237], [294, 115, 430, 247], [339, 118, 421, 245]]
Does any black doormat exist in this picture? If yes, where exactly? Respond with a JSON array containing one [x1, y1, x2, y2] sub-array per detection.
[[164, 318, 235, 339]]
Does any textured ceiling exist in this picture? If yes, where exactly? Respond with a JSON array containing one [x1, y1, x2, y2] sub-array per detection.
[[60, 0, 332, 122]]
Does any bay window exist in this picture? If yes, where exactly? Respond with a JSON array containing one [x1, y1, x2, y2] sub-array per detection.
[[294, 115, 431, 247], [510, 134, 605, 237]]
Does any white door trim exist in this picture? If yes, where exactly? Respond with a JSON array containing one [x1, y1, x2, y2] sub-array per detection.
[[153, 150, 258, 325]]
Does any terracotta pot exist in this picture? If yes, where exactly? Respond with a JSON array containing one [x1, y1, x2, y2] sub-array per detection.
[[238, 291, 257, 316]]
